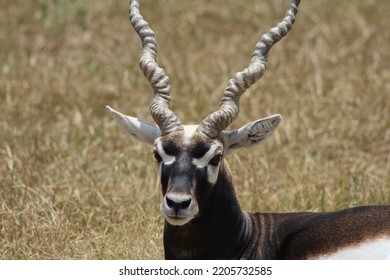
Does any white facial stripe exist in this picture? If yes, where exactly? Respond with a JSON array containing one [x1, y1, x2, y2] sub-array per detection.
[[192, 144, 223, 168], [154, 139, 176, 165], [192, 143, 223, 185], [207, 165, 219, 185]]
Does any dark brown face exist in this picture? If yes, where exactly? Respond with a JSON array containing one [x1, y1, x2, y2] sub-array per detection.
[[153, 126, 224, 226]]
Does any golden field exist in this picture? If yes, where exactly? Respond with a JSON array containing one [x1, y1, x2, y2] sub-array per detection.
[[0, 0, 389, 259]]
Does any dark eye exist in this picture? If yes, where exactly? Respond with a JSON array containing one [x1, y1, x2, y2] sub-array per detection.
[[209, 154, 222, 166], [153, 151, 163, 163]]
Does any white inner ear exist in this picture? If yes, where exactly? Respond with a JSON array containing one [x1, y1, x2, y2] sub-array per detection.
[[106, 106, 161, 145], [221, 114, 282, 155]]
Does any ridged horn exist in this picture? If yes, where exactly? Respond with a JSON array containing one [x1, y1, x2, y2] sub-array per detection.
[[129, 0, 183, 135], [197, 0, 300, 138]]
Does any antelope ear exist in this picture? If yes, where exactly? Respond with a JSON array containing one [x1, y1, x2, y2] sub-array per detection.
[[106, 106, 161, 145], [220, 114, 282, 155]]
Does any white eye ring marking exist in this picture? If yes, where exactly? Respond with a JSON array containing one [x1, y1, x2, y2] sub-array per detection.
[[192, 144, 223, 185], [192, 144, 223, 168], [154, 140, 176, 165]]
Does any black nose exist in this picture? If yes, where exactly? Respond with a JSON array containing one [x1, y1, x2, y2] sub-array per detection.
[[165, 195, 192, 212]]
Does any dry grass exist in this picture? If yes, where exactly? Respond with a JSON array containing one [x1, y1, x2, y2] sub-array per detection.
[[0, 0, 389, 259]]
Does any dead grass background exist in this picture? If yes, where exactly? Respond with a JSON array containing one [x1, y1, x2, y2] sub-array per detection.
[[0, 0, 389, 259]]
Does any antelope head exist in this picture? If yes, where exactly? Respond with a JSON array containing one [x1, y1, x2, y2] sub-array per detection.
[[107, 0, 300, 226]]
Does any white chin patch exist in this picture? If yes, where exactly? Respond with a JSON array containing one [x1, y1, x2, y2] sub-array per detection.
[[160, 199, 198, 226]]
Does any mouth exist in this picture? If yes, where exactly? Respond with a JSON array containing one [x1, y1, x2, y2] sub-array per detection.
[[165, 215, 194, 226], [160, 197, 199, 226]]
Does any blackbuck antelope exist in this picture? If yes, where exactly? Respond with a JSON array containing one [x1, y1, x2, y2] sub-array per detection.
[[106, 0, 390, 259]]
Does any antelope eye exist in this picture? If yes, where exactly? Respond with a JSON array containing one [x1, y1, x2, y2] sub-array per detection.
[[209, 154, 222, 166], [153, 151, 163, 163]]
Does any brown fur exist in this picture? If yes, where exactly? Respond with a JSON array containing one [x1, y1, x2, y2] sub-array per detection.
[[243, 207, 390, 259]]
